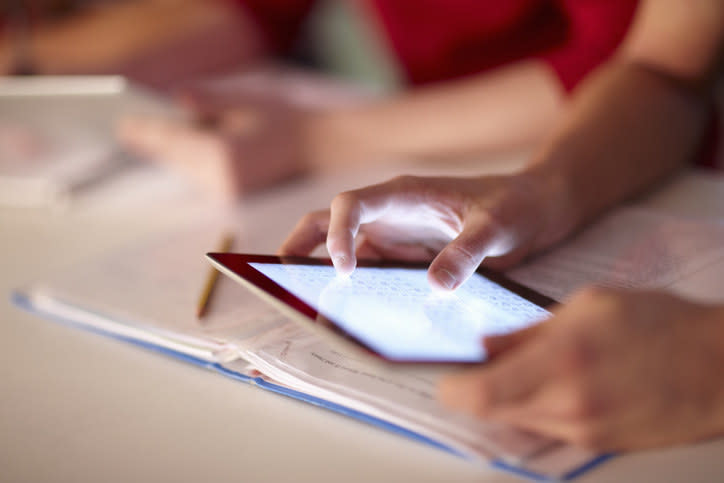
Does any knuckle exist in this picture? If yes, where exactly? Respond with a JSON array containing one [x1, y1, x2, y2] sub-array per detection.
[[448, 242, 479, 266], [302, 211, 331, 238], [570, 424, 609, 450], [560, 332, 596, 374], [469, 379, 495, 418], [300, 211, 322, 225], [331, 191, 359, 210], [576, 285, 610, 303], [565, 386, 600, 422], [575, 286, 630, 320], [390, 174, 419, 188]]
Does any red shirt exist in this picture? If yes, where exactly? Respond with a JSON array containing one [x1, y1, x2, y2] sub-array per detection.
[[236, 0, 721, 167], [235, 0, 639, 91]]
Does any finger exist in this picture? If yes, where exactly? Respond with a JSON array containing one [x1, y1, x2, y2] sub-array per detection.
[[354, 237, 383, 260], [219, 109, 262, 135], [483, 322, 546, 360], [487, 379, 617, 450], [355, 236, 437, 262], [119, 117, 238, 197], [279, 210, 330, 256], [117, 116, 191, 160], [325, 179, 422, 275], [428, 213, 507, 291], [116, 116, 149, 148], [178, 85, 275, 125], [438, 337, 551, 418], [175, 85, 229, 121], [480, 250, 530, 271], [360, 242, 436, 262], [488, 393, 583, 444], [118, 117, 218, 168]]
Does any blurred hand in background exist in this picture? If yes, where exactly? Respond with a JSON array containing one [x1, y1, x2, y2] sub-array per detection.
[[118, 80, 313, 199]]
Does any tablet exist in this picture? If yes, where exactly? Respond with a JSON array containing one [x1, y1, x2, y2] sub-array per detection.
[[207, 253, 556, 364]]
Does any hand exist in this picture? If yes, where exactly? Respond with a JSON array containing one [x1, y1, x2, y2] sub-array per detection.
[[280, 173, 572, 290], [117, 84, 310, 199], [439, 287, 724, 450]]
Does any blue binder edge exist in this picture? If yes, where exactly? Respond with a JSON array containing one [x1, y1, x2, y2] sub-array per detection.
[[11, 290, 611, 481], [491, 453, 615, 482]]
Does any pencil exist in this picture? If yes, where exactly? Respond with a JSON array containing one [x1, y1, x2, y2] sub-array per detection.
[[196, 233, 235, 319]]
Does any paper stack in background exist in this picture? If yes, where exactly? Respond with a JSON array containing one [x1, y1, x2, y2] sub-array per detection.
[[0, 76, 179, 207]]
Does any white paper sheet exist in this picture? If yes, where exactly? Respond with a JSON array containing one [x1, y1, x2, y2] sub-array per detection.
[[509, 207, 724, 301]]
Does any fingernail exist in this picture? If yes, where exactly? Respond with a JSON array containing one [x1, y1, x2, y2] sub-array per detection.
[[332, 255, 351, 274], [434, 269, 457, 290]]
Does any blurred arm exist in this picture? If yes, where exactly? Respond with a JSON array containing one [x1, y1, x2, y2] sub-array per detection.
[[522, 0, 724, 242], [0, 0, 264, 84], [307, 58, 565, 166]]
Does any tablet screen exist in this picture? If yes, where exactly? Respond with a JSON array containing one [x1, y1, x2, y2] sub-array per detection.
[[245, 260, 552, 363]]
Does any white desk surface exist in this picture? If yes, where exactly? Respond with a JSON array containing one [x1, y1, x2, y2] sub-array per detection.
[[3, 161, 724, 483]]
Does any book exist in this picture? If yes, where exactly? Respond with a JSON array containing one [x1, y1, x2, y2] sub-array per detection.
[[13, 170, 724, 481]]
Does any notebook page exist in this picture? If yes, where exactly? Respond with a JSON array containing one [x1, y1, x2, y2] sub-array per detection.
[[30, 219, 289, 354], [508, 207, 724, 301], [226, 323, 596, 476]]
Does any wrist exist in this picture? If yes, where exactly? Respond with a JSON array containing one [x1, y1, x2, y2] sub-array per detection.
[[516, 161, 585, 249]]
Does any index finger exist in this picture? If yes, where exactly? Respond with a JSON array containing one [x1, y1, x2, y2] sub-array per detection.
[[325, 177, 424, 274]]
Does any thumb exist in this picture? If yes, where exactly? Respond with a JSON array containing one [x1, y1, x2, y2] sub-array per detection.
[[484, 323, 546, 360], [427, 214, 509, 290], [175, 87, 228, 123], [218, 109, 263, 135]]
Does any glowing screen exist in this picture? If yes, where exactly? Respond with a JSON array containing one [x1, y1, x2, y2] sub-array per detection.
[[250, 263, 550, 362]]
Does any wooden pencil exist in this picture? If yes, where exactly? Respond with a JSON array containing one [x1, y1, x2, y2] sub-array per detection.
[[196, 233, 234, 319]]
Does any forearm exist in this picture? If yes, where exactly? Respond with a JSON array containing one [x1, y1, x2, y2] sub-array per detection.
[[306, 59, 564, 167], [700, 302, 724, 434], [523, 0, 724, 242], [522, 60, 712, 242], [3, 0, 263, 75]]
